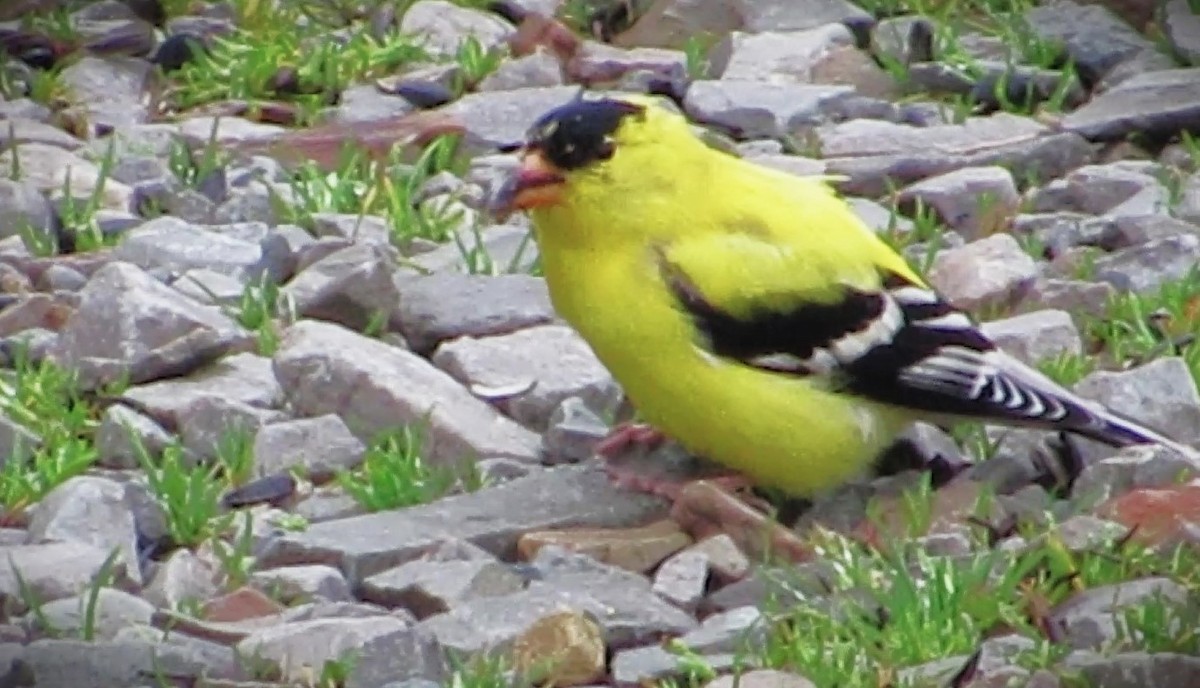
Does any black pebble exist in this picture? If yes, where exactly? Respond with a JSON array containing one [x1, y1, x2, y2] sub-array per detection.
[[151, 32, 207, 72], [392, 80, 456, 109]]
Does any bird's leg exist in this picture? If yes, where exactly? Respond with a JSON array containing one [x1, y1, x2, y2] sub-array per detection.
[[594, 421, 667, 457]]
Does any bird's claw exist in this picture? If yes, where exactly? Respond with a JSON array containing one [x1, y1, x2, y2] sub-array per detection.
[[594, 421, 667, 457]]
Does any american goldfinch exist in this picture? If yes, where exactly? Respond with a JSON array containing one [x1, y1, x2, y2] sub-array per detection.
[[490, 94, 1196, 499]]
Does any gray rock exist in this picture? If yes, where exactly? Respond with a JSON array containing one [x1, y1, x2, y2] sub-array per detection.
[[399, 0, 513, 56], [405, 222, 540, 275], [360, 558, 524, 618], [1024, 278, 1115, 321], [395, 272, 556, 354], [177, 395, 285, 462], [1073, 444, 1199, 506], [25, 476, 142, 585], [263, 465, 667, 585], [675, 605, 763, 654], [0, 143, 133, 212], [897, 165, 1019, 240], [1092, 233, 1200, 294], [651, 549, 709, 612], [0, 179, 53, 245], [13, 638, 220, 688], [328, 83, 417, 123], [309, 212, 393, 246], [252, 414, 366, 481], [1074, 356, 1200, 451], [479, 50, 565, 91], [111, 216, 264, 279], [236, 616, 411, 683], [37, 264, 89, 292], [111, 624, 239, 678], [684, 80, 855, 139], [0, 413, 40, 468], [58, 56, 152, 128], [345, 626, 449, 688], [1163, 0, 1200, 65], [122, 352, 282, 430], [1061, 68, 1200, 142], [736, 0, 870, 33], [928, 233, 1039, 312], [1050, 577, 1191, 650], [708, 25, 854, 83], [1024, 0, 1159, 84], [251, 564, 352, 603], [568, 42, 686, 87], [611, 644, 686, 687], [141, 548, 218, 610], [980, 309, 1081, 367], [1175, 171, 1200, 226], [281, 242, 400, 332], [523, 547, 699, 645], [272, 319, 542, 463], [30, 588, 154, 640], [447, 86, 581, 151], [178, 116, 284, 147], [1060, 164, 1169, 217], [212, 181, 286, 225], [542, 396, 609, 465], [818, 113, 1093, 196], [0, 543, 132, 612], [0, 117, 85, 150], [750, 153, 828, 179], [258, 223, 317, 283], [171, 268, 248, 307], [1064, 652, 1200, 688], [432, 324, 621, 431], [50, 262, 252, 389]]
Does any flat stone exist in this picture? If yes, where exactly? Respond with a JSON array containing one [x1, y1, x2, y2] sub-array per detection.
[[446, 86, 581, 151], [272, 319, 543, 464], [979, 309, 1082, 367], [360, 558, 524, 618], [33, 588, 154, 640], [566, 42, 686, 87], [898, 165, 1020, 240], [0, 179, 53, 245], [479, 50, 565, 91], [50, 262, 253, 389], [1163, 0, 1200, 65], [1064, 652, 1200, 688], [0, 117, 84, 151], [708, 25, 855, 84], [651, 549, 710, 612], [282, 242, 401, 332], [25, 476, 142, 585], [1023, 278, 1115, 321], [0, 143, 133, 212], [250, 565, 353, 604], [1050, 577, 1190, 649], [121, 352, 283, 430], [684, 80, 855, 139], [263, 465, 667, 586], [1074, 357, 1200, 451], [1024, 0, 1159, 84], [12, 638, 220, 688], [1073, 444, 1200, 507], [432, 324, 621, 431], [0, 543, 132, 612], [518, 519, 691, 574], [395, 272, 556, 354], [235, 616, 411, 683], [705, 669, 818, 688], [399, 0, 513, 56], [817, 113, 1092, 196], [1061, 68, 1200, 142], [58, 55, 152, 128], [927, 234, 1039, 312], [1092, 233, 1200, 294], [344, 626, 449, 688], [252, 414, 366, 481], [141, 548, 218, 610], [177, 396, 285, 462]]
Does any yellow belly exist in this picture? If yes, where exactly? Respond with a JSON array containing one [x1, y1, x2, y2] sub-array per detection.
[[617, 350, 911, 497]]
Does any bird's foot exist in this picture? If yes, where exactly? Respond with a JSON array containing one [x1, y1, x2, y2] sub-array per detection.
[[602, 458, 767, 508], [595, 421, 667, 458]]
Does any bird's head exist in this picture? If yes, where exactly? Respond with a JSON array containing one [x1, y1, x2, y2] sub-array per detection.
[[489, 94, 702, 225]]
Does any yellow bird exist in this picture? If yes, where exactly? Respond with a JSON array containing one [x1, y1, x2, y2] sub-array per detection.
[[490, 93, 1196, 500]]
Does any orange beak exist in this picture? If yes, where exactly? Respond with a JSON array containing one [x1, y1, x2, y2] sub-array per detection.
[[489, 148, 566, 220]]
